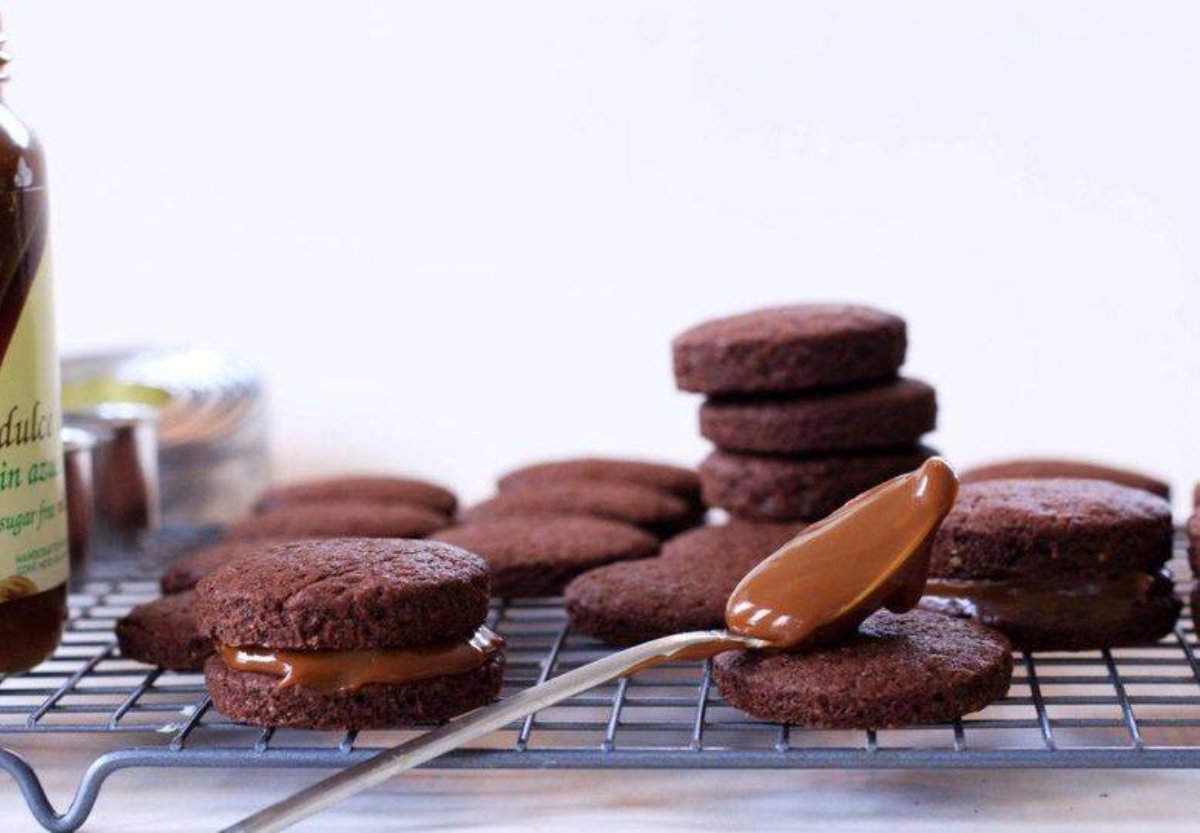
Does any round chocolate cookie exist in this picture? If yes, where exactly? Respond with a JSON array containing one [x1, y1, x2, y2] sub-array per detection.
[[700, 378, 936, 454], [712, 610, 1013, 728], [195, 539, 490, 651], [224, 502, 447, 542], [498, 457, 701, 505], [962, 459, 1170, 500], [116, 591, 212, 671], [930, 479, 1173, 582], [160, 539, 301, 595], [464, 482, 698, 538], [673, 304, 906, 395], [433, 515, 659, 597], [204, 652, 503, 730], [699, 446, 935, 521], [564, 521, 805, 645], [256, 475, 457, 516]]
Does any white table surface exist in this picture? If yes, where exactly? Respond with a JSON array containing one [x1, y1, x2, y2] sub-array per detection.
[[2, 732, 1198, 831]]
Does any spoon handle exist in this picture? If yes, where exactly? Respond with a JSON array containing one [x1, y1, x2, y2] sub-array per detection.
[[222, 629, 762, 833]]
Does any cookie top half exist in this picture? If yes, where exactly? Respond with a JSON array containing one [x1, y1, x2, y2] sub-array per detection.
[[225, 502, 447, 541], [961, 458, 1169, 500], [930, 478, 1173, 581], [195, 539, 490, 651], [498, 457, 700, 503], [673, 304, 906, 395], [257, 475, 457, 516], [464, 481, 696, 537]]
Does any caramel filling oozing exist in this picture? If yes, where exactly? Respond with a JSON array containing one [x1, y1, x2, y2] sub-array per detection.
[[219, 626, 504, 694]]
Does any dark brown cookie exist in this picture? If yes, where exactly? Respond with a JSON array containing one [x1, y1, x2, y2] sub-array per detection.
[[195, 539, 490, 650], [673, 304, 906, 395], [699, 446, 935, 521], [115, 591, 212, 671], [256, 475, 457, 516], [564, 522, 805, 645], [700, 378, 936, 454], [962, 458, 1170, 500], [921, 570, 1181, 652], [930, 479, 1173, 581], [160, 539, 302, 595], [224, 502, 446, 542], [204, 652, 503, 730], [433, 515, 659, 597], [463, 482, 698, 538], [498, 457, 701, 504], [712, 610, 1013, 728]]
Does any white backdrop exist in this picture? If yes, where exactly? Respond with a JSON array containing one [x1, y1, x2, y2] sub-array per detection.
[[5, 2, 1198, 510]]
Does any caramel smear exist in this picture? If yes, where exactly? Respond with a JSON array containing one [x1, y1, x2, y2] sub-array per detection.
[[220, 627, 504, 694], [725, 457, 959, 650]]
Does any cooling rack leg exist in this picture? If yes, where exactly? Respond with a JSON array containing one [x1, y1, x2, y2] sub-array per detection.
[[0, 745, 126, 832]]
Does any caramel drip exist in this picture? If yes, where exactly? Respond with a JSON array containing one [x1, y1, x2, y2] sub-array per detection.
[[219, 626, 504, 694], [725, 457, 959, 650]]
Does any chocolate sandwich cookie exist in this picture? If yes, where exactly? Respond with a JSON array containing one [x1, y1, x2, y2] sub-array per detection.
[[564, 522, 804, 645], [464, 482, 698, 538], [256, 475, 457, 516], [196, 539, 503, 730], [116, 591, 212, 671], [673, 304, 906, 395], [224, 502, 446, 542], [923, 479, 1179, 651], [699, 446, 935, 521], [160, 539, 301, 595], [433, 515, 659, 597], [712, 610, 1012, 728], [498, 457, 701, 505], [962, 458, 1170, 500], [700, 378, 936, 454]]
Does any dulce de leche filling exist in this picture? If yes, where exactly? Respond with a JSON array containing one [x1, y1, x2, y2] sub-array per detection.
[[218, 626, 504, 695], [922, 570, 1172, 621]]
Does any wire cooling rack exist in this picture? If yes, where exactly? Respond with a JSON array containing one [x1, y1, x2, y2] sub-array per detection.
[[1, 529, 1199, 832]]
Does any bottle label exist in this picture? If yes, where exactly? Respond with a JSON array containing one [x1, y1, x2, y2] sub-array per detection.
[[0, 186, 67, 603]]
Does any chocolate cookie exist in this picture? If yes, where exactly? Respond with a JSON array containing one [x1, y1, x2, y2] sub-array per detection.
[[498, 457, 701, 505], [203, 653, 504, 730], [962, 458, 1170, 500], [433, 516, 659, 597], [160, 539, 301, 595], [930, 479, 1173, 581], [712, 610, 1013, 728], [115, 591, 212, 671], [464, 482, 698, 538], [256, 475, 457, 516], [699, 446, 935, 521], [700, 378, 936, 454], [224, 502, 446, 542], [673, 304, 906, 395], [924, 479, 1178, 651], [564, 522, 804, 645], [195, 539, 490, 650]]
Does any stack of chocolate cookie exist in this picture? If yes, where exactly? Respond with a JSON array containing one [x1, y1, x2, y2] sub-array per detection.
[[673, 304, 937, 521]]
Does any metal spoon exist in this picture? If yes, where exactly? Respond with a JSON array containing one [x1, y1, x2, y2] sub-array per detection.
[[222, 629, 766, 833]]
